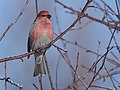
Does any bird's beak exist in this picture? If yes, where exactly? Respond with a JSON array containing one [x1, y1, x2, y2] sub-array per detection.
[[47, 14, 51, 19]]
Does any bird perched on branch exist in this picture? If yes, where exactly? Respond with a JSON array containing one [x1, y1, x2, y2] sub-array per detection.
[[27, 10, 54, 77]]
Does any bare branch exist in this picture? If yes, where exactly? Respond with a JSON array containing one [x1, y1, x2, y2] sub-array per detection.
[[0, 0, 30, 42]]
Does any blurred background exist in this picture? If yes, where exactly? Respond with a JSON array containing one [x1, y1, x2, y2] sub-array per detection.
[[0, 0, 120, 90]]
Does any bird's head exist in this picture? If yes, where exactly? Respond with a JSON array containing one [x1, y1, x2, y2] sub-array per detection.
[[37, 10, 51, 20]]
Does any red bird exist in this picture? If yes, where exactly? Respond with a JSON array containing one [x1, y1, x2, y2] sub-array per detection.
[[27, 10, 54, 77]]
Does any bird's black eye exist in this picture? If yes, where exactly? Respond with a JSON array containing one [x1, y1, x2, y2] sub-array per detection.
[[41, 15, 46, 17], [41, 14, 51, 19]]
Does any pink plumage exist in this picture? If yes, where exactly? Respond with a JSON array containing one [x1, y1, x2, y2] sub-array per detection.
[[27, 10, 53, 77]]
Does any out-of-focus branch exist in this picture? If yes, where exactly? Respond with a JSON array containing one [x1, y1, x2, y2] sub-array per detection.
[[87, 30, 116, 89], [60, 39, 120, 66], [55, 0, 120, 30], [57, 49, 90, 90], [0, 0, 30, 42], [35, 0, 38, 15]]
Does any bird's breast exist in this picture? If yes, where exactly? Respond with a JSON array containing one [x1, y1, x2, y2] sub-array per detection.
[[30, 23, 53, 50]]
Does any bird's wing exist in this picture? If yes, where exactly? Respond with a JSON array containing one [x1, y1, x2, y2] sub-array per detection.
[[27, 35, 31, 59]]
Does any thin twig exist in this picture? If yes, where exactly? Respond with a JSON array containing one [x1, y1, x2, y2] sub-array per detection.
[[90, 85, 112, 90], [55, 57, 60, 89], [104, 66, 118, 90], [53, 44, 67, 53], [33, 83, 39, 90], [38, 76, 43, 90], [73, 52, 79, 82], [4, 62, 7, 90], [7, 78, 23, 89], [44, 56, 54, 90]]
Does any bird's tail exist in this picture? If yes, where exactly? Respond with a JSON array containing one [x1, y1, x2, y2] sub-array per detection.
[[33, 54, 46, 77]]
